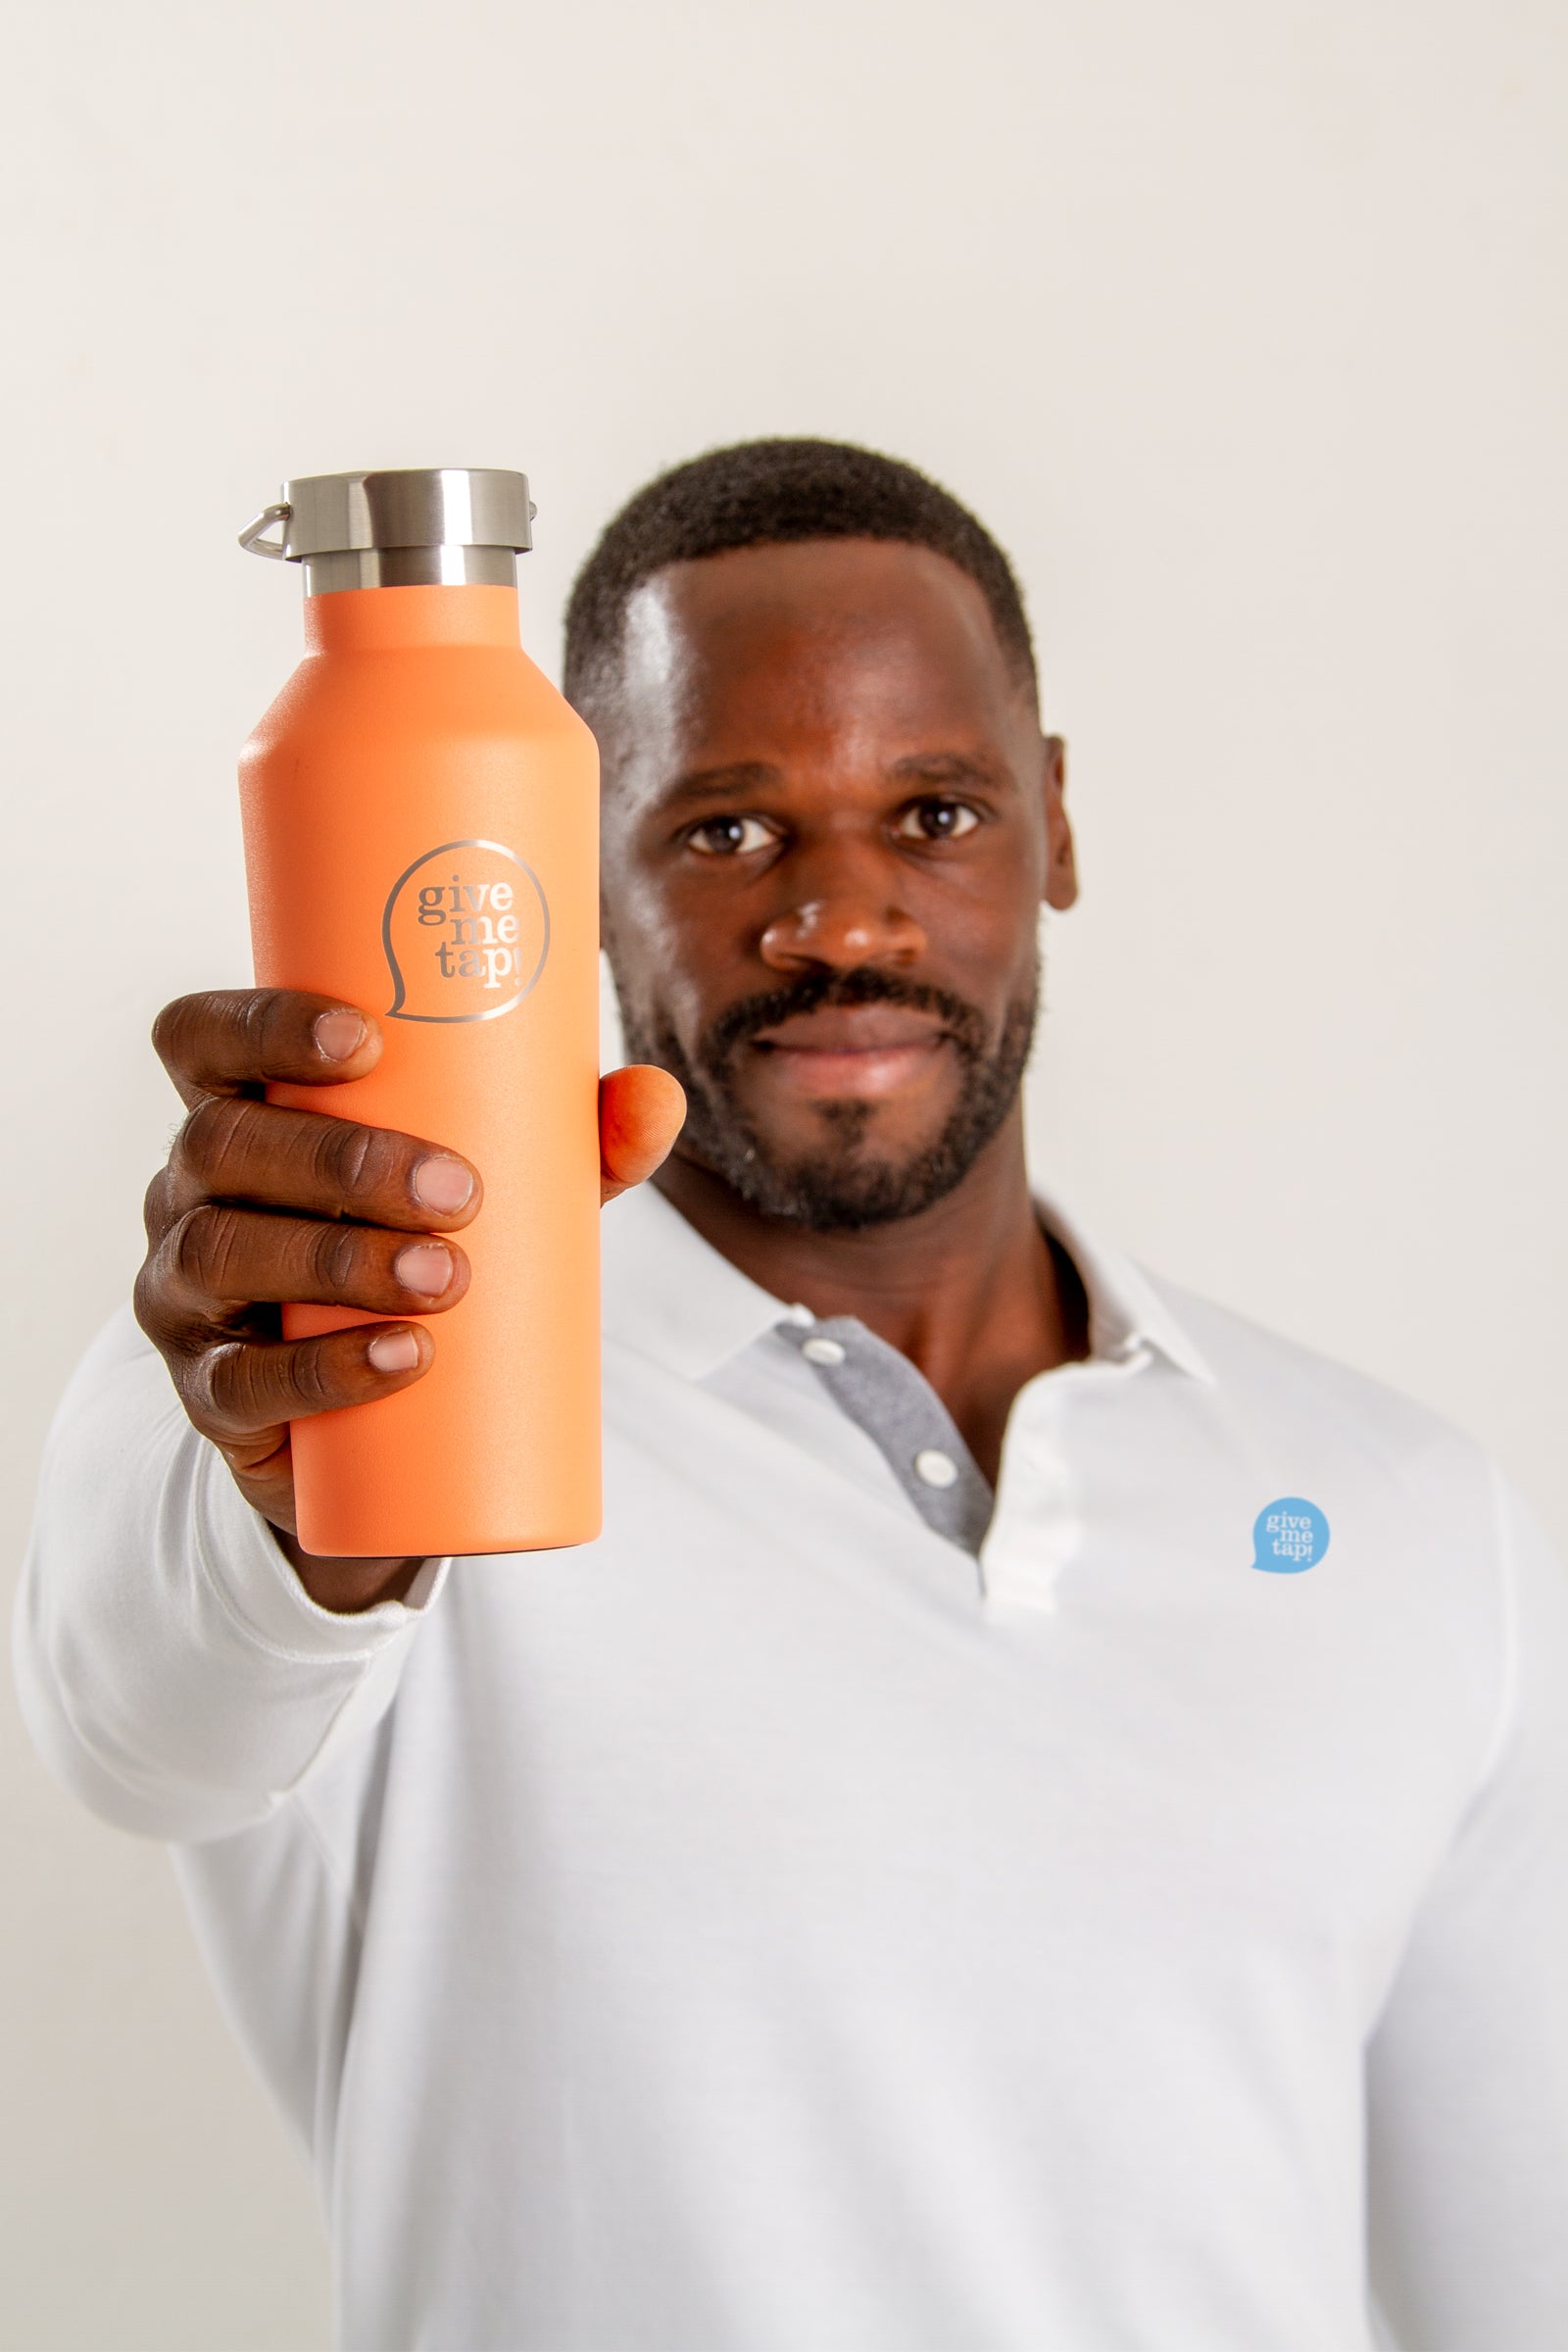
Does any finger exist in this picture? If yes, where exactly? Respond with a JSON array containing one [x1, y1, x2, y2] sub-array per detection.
[[160, 1204, 470, 1316], [143, 1162, 177, 1247], [186, 1322, 434, 1444], [599, 1064, 687, 1203], [152, 989, 382, 1109], [172, 1093, 481, 1232]]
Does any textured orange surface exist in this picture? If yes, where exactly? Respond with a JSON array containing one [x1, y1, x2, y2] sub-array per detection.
[[239, 584, 602, 1556]]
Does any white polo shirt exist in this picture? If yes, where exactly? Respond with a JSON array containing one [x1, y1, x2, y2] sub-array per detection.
[[16, 1178, 1568, 2352]]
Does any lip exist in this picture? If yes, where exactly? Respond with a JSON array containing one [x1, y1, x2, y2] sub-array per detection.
[[753, 1007, 943, 1054], [747, 1007, 949, 1100]]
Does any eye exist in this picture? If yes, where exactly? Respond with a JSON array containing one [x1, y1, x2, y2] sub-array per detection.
[[893, 797, 981, 843], [685, 813, 780, 858]]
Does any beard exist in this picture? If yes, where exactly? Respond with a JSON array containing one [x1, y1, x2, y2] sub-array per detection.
[[619, 956, 1040, 1233]]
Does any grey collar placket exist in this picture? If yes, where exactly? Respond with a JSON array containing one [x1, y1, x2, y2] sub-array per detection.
[[773, 1313, 997, 1556]]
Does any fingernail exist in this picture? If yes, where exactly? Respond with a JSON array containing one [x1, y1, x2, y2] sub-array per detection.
[[393, 1242, 453, 1297], [413, 1155, 474, 1216], [368, 1328, 420, 1373], [314, 1008, 367, 1061]]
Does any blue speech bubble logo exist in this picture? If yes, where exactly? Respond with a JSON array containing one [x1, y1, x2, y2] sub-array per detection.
[[1250, 1496, 1330, 1574]]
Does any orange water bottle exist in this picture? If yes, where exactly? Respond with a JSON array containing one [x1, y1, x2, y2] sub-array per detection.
[[237, 468, 601, 1557]]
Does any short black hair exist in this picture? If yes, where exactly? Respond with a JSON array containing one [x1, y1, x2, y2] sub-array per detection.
[[563, 436, 1038, 719]]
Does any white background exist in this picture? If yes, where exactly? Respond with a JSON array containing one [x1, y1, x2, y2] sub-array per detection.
[[3, 3, 1563, 2344]]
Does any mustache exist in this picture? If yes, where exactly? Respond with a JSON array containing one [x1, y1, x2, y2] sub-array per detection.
[[700, 964, 991, 1070]]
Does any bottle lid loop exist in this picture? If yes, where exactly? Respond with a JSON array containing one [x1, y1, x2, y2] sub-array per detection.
[[238, 503, 291, 560]]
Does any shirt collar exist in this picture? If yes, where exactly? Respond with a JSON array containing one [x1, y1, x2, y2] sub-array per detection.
[[602, 1175, 1217, 1386], [602, 1180, 794, 1380], [1033, 1191, 1218, 1384]]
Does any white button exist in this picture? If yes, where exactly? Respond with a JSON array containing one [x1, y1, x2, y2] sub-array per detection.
[[802, 1337, 846, 1367], [914, 1447, 958, 1489]]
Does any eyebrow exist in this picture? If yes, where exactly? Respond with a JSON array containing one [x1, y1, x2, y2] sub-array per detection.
[[655, 748, 1008, 811], [887, 750, 1008, 790], [658, 761, 784, 807]]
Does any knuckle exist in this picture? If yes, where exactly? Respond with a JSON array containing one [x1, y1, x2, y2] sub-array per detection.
[[131, 1257, 178, 1347], [237, 991, 273, 1067], [182, 1340, 227, 1427], [248, 987, 306, 1073], [306, 1218, 362, 1297], [170, 1202, 238, 1295], [316, 1117, 397, 1207], [289, 1341, 341, 1414], [151, 994, 202, 1081], [201, 1337, 303, 1439], [192, 1339, 258, 1433], [142, 1164, 173, 1240], [167, 1205, 208, 1288], [153, 989, 277, 1092], [177, 1093, 250, 1189]]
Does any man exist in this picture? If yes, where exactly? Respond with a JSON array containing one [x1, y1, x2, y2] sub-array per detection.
[[17, 439, 1567, 2350]]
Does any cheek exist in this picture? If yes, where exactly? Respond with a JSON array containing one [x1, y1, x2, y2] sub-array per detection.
[[911, 855, 1042, 987], [612, 879, 723, 988], [601, 825, 675, 956], [606, 827, 753, 965], [601, 860, 733, 1037]]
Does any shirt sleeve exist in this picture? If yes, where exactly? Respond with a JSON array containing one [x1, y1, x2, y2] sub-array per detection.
[[1365, 1459, 1568, 2350], [12, 1304, 450, 1843]]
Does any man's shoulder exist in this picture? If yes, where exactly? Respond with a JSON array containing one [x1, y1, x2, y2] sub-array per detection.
[[1141, 1263, 1489, 1482]]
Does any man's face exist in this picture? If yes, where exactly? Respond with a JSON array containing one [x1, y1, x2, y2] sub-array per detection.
[[597, 536, 1078, 1230]]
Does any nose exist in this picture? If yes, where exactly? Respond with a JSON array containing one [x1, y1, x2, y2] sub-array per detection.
[[758, 846, 927, 976]]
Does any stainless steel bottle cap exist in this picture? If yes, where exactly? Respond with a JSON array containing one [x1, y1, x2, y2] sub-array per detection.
[[238, 467, 536, 594]]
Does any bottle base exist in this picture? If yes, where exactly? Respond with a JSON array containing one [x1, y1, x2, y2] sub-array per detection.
[[293, 1518, 603, 1561]]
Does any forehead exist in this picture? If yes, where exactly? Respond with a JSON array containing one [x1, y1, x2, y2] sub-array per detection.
[[612, 538, 1028, 752]]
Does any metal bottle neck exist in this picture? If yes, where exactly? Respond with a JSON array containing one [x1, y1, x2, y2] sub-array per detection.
[[300, 544, 518, 596]]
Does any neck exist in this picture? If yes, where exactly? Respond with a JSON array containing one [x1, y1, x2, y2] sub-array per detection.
[[653, 1103, 1089, 1483]]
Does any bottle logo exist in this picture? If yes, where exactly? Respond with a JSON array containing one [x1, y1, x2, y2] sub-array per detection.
[[382, 839, 550, 1023]]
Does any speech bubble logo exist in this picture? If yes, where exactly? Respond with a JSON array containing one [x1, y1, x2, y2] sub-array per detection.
[[383, 838, 549, 1023], [1250, 1496, 1330, 1573]]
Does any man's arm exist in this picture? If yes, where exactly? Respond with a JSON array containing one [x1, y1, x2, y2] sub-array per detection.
[[13, 986, 683, 1842], [1365, 1463, 1568, 2349], [14, 1301, 450, 1840]]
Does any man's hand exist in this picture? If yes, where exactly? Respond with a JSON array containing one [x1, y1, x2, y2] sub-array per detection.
[[133, 987, 685, 1613]]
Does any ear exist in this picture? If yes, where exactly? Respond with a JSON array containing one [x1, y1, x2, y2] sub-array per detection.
[[1042, 735, 1078, 910]]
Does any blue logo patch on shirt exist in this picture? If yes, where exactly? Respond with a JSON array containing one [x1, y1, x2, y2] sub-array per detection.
[[1250, 1497, 1330, 1573]]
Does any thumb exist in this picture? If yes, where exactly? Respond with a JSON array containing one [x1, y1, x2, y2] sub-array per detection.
[[599, 1064, 687, 1203]]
